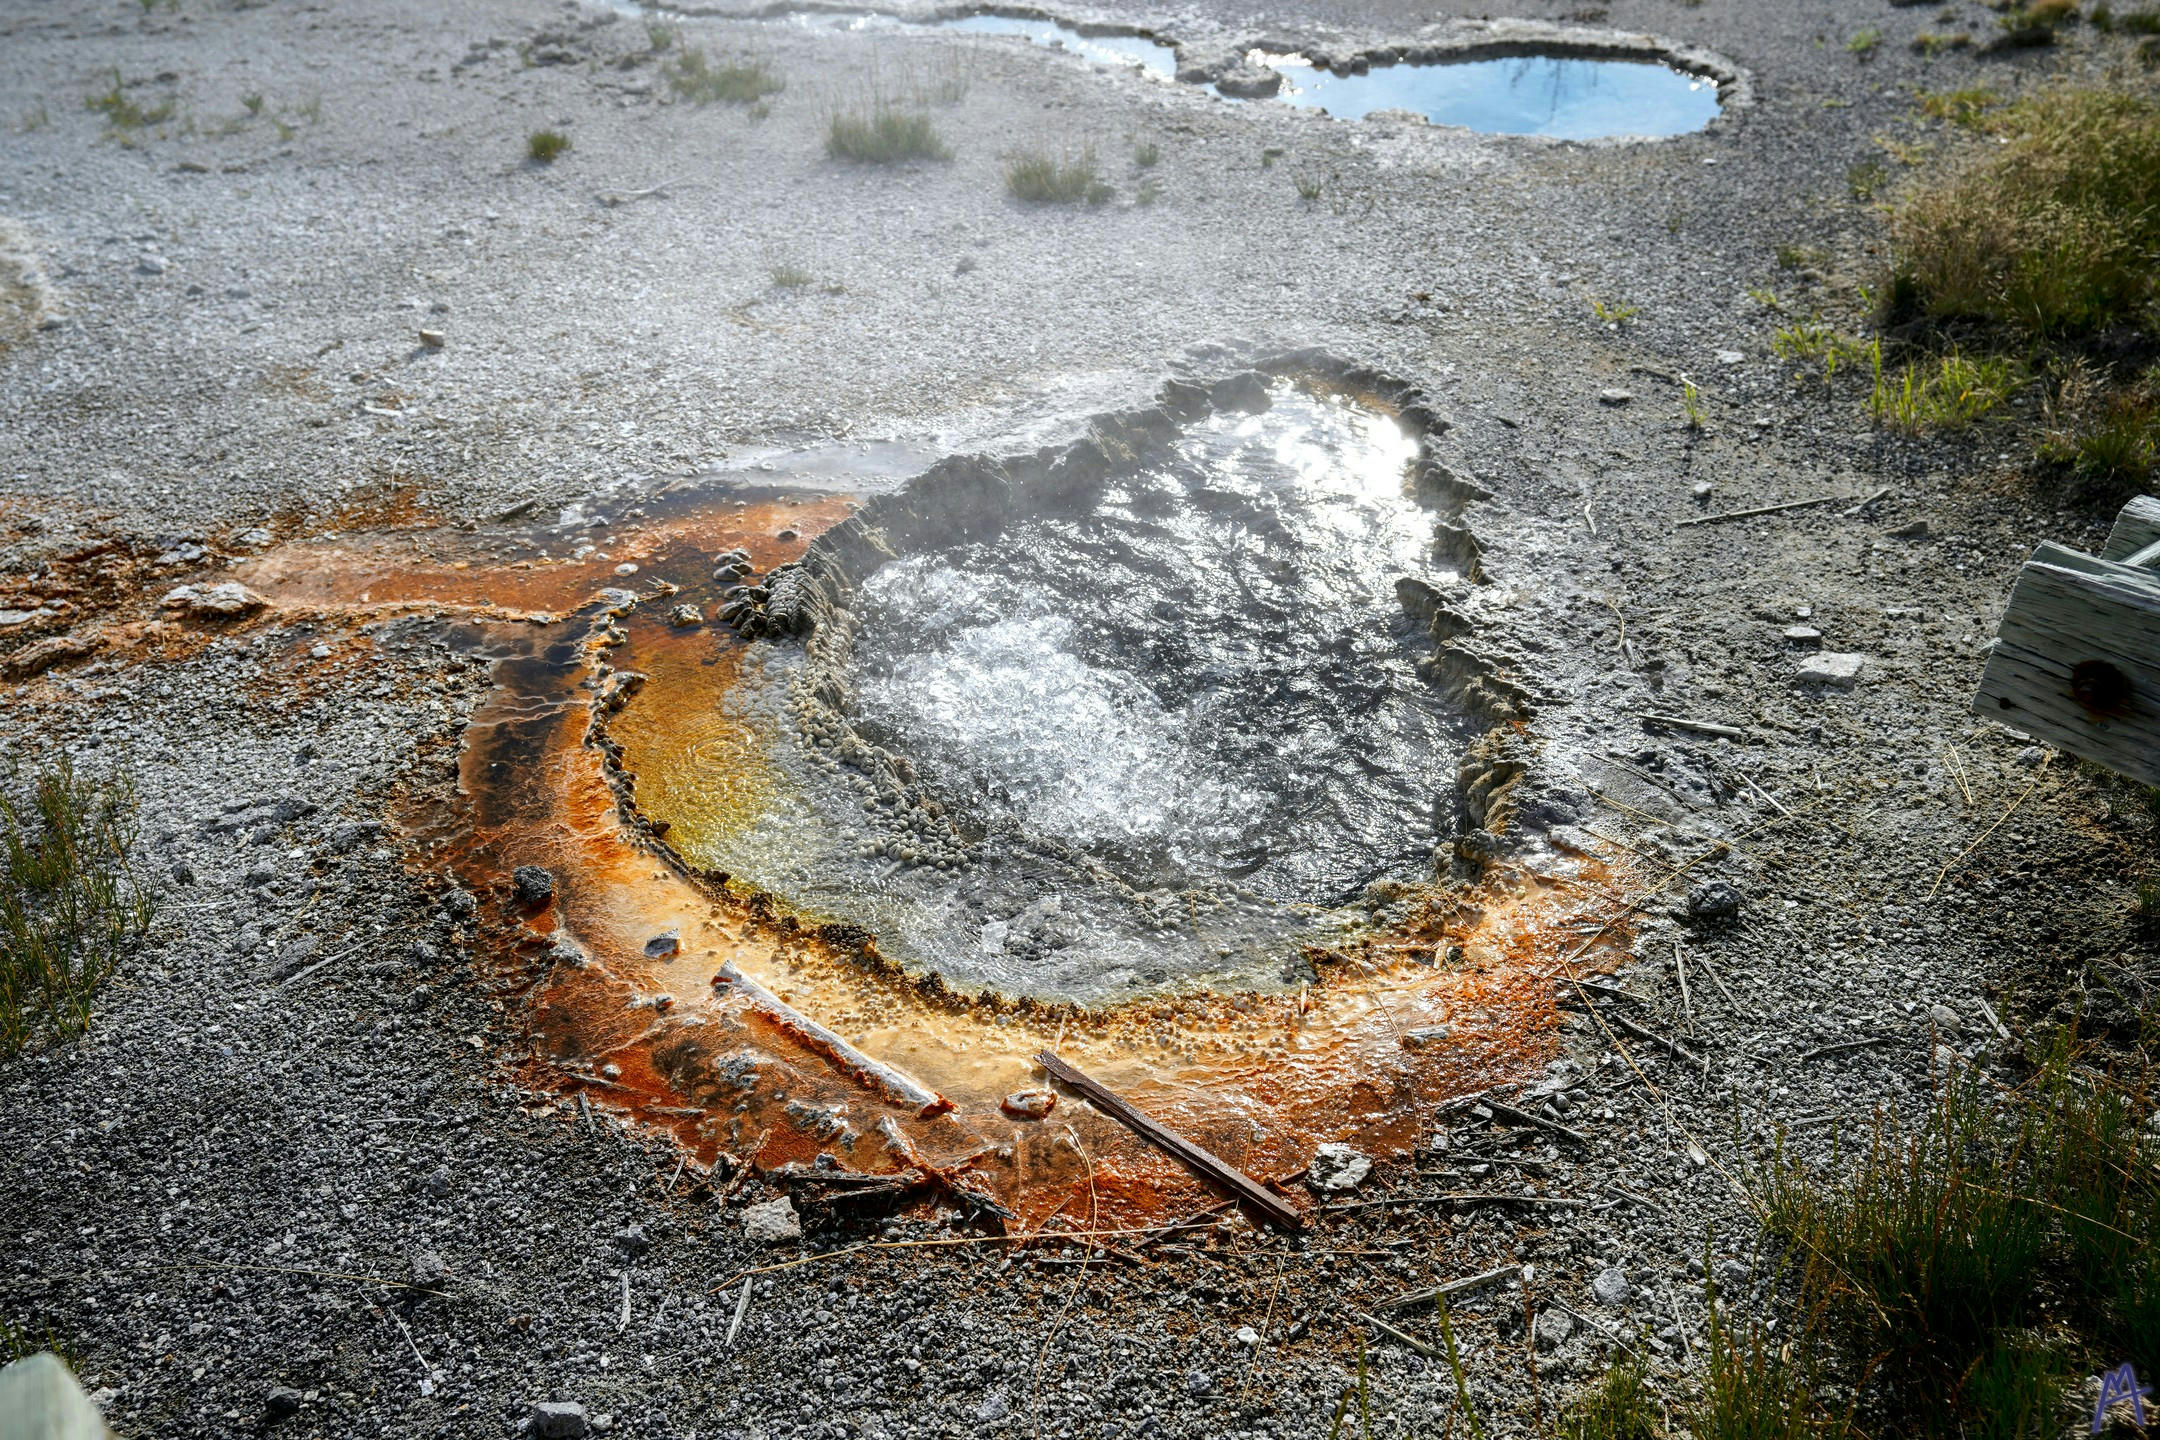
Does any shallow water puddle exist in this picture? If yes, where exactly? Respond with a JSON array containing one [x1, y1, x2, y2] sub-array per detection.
[[1256, 51, 1720, 138], [785, 9, 1176, 77]]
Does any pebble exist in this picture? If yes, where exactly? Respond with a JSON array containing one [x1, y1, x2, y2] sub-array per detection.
[[1782, 625, 1822, 644], [1888, 519, 1931, 540], [643, 931, 679, 959], [425, 1165, 451, 1199], [1690, 481, 1715, 501], [999, 1090, 1056, 1120], [1591, 1266, 1630, 1306], [1306, 1142, 1371, 1192], [1597, 388, 1633, 406], [418, 329, 445, 349], [136, 254, 170, 275], [308, 643, 332, 659], [1234, 1325, 1260, 1348], [1926, 1003, 1962, 1034], [612, 1223, 650, 1259], [1686, 879, 1744, 920], [265, 1385, 304, 1420], [1794, 651, 1866, 688], [741, 1196, 801, 1245], [1715, 349, 1745, 365], [160, 582, 269, 619], [1400, 1025, 1453, 1050], [530, 1401, 590, 1439], [1534, 1308, 1575, 1349], [512, 865, 556, 908], [613, 563, 639, 576], [669, 604, 703, 627]]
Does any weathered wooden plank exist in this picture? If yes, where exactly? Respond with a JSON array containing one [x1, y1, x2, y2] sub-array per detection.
[[2100, 494, 2160, 563], [1033, 1051, 1303, 1230], [1974, 543, 2160, 787]]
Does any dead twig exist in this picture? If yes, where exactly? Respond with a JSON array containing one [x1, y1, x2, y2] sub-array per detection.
[[1383, 1263, 1523, 1310], [1928, 751, 2051, 898], [1676, 493, 1858, 527], [1354, 1309, 1438, 1357], [1034, 1051, 1300, 1229]]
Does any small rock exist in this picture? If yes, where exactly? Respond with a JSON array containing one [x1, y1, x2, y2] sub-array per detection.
[[1927, 1003, 1962, 1034], [231, 527, 274, 549], [1306, 1141, 1371, 1192], [5, 632, 103, 678], [137, 254, 170, 275], [669, 604, 703, 627], [776, 528, 799, 542], [1597, 388, 1634, 406], [741, 1196, 801, 1245], [1234, 1325, 1261, 1348], [512, 865, 556, 908], [1932, 1043, 1964, 1073], [265, 1385, 304, 1420], [309, 643, 332, 659], [1591, 1266, 1630, 1306], [1686, 879, 1744, 921], [425, 1165, 451, 1199], [975, 1391, 1010, 1423], [1182, 1369, 1213, 1397], [409, 1251, 449, 1287], [169, 860, 195, 886], [1534, 1308, 1575, 1349], [1794, 651, 1866, 688], [161, 581, 268, 619], [418, 328, 445, 348], [1690, 481, 1715, 502], [1400, 1025, 1454, 1050], [530, 1401, 590, 1440], [328, 820, 380, 854], [613, 563, 639, 576], [1715, 349, 1745, 365], [2013, 745, 2048, 769], [1888, 519, 1931, 540], [612, 1223, 650, 1259], [1214, 59, 1282, 97], [1782, 625, 1822, 644], [1000, 1090, 1056, 1120], [643, 931, 680, 959]]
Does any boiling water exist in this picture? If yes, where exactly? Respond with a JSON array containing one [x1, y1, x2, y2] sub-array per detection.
[[670, 385, 1475, 1004]]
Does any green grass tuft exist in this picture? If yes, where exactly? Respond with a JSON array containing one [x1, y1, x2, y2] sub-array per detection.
[[826, 101, 949, 164], [1848, 27, 1883, 54], [0, 762, 155, 1057], [526, 129, 571, 163], [1885, 87, 2160, 339], [86, 68, 174, 132], [1558, 1358, 1662, 1440], [665, 46, 782, 106], [1868, 349, 2021, 431], [1004, 146, 1112, 204], [1133, 139, 1160, 168], [768, 263, 815, 289]]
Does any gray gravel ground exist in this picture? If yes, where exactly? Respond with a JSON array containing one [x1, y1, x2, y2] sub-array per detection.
[[3, 0, 2158, 1435]]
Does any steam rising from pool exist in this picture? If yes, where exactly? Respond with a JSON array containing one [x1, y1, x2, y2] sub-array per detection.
[[663, 384, 1476, 1004]]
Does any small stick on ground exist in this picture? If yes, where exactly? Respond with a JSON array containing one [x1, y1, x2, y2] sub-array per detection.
[[1639, 713, 1748, 740], [1034, 1051, 1300, 1229], [1382, 1263, 1523, 1311], [1839, 485, 1893, 518], [1355, 1309, 1438, 1358], [1977, 998, 2013, 1040], [1676, 492, 1856, 527], [1595, 1006, 1704, 1070], [1928, 751, 2050, 898], [1690, 947, 1745, 1016], [725, 1277, 752, 1347], [617, 1271, 631, 1333], [1521, 1283, 1550, 1437], [1481, 1096, 1590, 1147], [1672, 942, 1696, 1038]]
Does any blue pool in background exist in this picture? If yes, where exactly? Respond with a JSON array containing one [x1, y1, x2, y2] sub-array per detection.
[[1265, 53, 1721, 138]]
